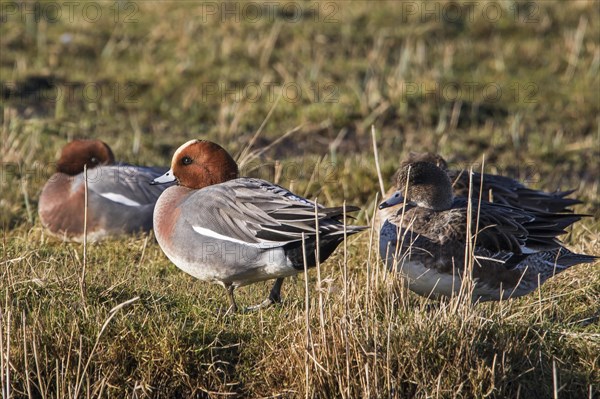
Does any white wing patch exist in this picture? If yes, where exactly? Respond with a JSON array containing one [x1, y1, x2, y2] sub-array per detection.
[[191, 225, 284, 249], [100, 192, 142, 207]]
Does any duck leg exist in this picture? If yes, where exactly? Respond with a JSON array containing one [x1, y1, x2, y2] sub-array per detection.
[[267, 277, 284, 304], [225, 285, 239, 313], [246, 278, 284, 311]]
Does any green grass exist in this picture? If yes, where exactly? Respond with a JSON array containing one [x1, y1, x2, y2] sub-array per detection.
[[1, 1, 599, 397]]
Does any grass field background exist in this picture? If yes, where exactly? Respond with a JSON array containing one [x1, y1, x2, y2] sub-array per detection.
[[1, 1, 599, 397]]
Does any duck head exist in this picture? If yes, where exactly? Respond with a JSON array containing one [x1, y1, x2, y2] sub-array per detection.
[[380, 161, 454, 211], [56, 139, 115, 175], [403, 152, 448, 171], [152, 139, 239, 189]]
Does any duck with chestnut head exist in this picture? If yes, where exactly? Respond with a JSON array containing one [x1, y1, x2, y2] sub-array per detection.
[[152, 139, 366, 312], [378, 161, 596, 302], [38, 139, 173, 242]]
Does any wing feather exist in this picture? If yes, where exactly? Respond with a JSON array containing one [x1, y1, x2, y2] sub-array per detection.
[[86, 165, 172, 205], [182, 178, 363, 247]]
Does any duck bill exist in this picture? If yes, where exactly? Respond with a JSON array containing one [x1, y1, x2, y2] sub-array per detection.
[[151, 169, 176, 185], [379, 190, 407, 209]]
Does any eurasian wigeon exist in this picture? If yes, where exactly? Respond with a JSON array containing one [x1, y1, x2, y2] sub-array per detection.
[[38, 139, 173, 242], [152, 139, 367, 312], [376, 152, 582, 229], [378, 161, 596, 302]]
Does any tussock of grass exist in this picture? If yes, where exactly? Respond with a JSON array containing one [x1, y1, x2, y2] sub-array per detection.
[[1, 1, 599, 397], [2, 225, 598, 397]]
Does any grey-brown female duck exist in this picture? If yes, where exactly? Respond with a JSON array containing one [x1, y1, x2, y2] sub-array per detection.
[[379, 161, 596, 301]]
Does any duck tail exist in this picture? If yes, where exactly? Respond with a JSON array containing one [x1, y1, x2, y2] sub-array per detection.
[[555, 251, 598, 270]]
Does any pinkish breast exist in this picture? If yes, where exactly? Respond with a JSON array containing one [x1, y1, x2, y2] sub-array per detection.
[[153, 186, 190, 246], [38, 173, 93, 241]]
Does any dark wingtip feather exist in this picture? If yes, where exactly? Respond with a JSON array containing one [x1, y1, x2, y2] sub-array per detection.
[[556, 252, 599, 268]]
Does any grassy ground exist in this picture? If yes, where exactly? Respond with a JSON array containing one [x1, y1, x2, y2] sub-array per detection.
[[1, 1, 599, 397]]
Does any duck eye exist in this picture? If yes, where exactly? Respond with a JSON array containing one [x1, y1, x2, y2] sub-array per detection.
[[182, 156, 193, 165], [90, 157, 98, 164]]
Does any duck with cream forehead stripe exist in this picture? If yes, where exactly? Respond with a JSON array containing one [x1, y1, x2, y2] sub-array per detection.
[[152, 139, 367, 312]]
